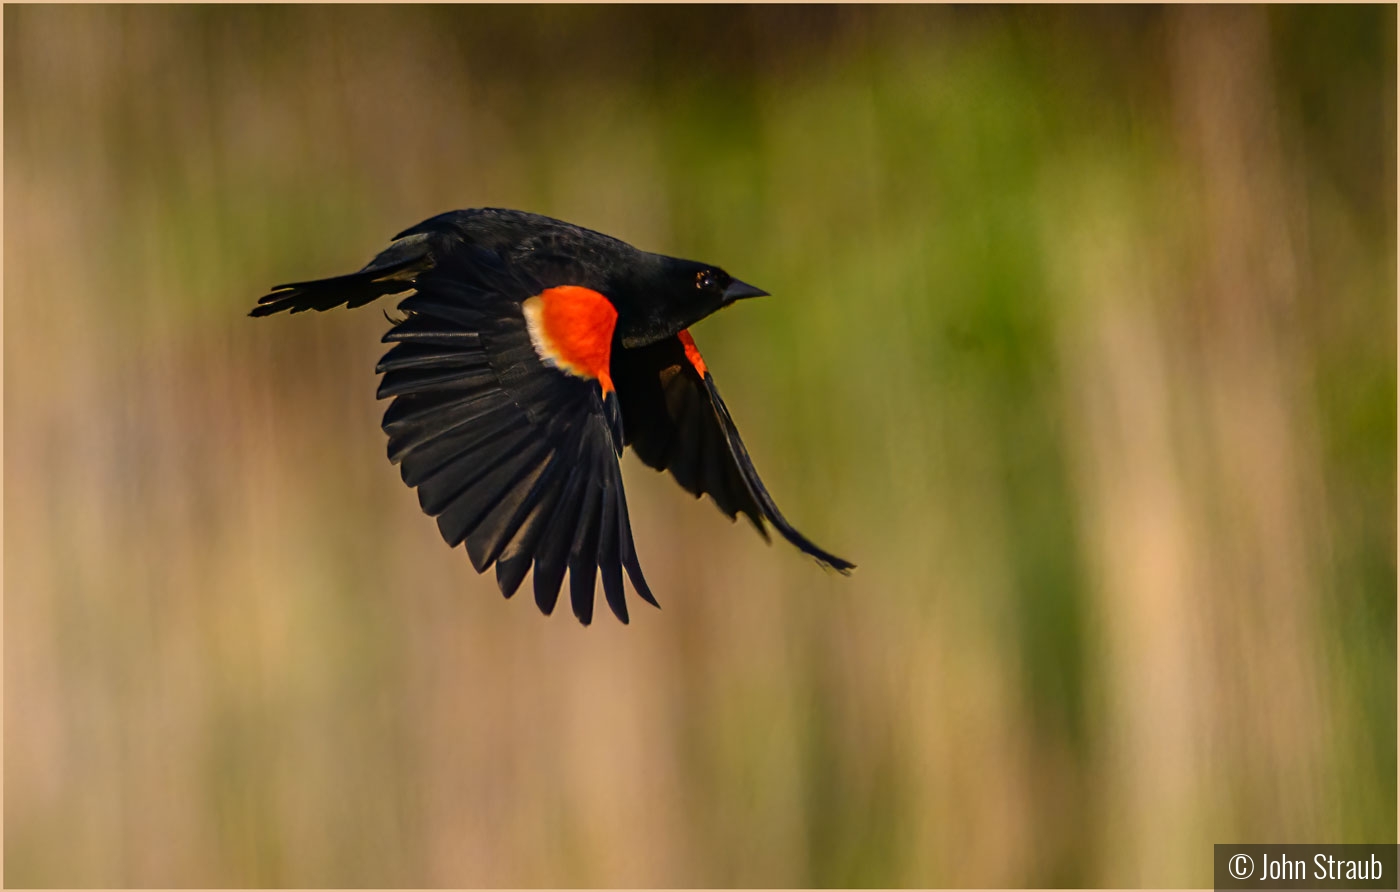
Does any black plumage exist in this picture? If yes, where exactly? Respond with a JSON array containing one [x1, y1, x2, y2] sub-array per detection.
[[252, 208, 851, 624]]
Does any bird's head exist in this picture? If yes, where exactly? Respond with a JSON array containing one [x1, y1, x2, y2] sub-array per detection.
[[614, 255, 769, 348]]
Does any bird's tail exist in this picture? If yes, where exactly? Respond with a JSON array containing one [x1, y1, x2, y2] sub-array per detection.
[[249, 233, 435, 317]]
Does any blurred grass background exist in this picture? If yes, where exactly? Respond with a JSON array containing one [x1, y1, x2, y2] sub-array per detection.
[[4, 4, 1395, 887]]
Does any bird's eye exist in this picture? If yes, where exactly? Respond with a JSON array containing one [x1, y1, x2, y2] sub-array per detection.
[[696, 271, 716, 290]]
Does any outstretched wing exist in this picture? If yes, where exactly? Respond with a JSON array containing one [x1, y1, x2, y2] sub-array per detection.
[[612, 332, 854, 572], [376, 246, 655, 624]]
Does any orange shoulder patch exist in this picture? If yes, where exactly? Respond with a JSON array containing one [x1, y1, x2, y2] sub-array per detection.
[[678, 329, 707, 376], [522, 286, 618, 392]]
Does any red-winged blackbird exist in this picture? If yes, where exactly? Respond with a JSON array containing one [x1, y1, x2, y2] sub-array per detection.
[[252, 208, 853, 624]]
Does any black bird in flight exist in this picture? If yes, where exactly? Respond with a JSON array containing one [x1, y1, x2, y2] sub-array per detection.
[[252, 208, 853, 624]]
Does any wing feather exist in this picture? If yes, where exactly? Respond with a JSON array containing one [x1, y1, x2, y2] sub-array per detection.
[[465, 445, 566, 574], [493, 446, 575, 599], [597, 466, 628, 623], [532, 459, 588, 616], [566, 474, 603, 626], [370, 253, 655, 622], [613, 333, 853, 572]]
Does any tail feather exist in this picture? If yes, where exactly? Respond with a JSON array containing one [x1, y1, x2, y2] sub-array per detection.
[[249, 234, 434, 317]]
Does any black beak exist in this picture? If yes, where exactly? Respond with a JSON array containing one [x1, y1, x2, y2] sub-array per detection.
[[723, 279, 769, 301]]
